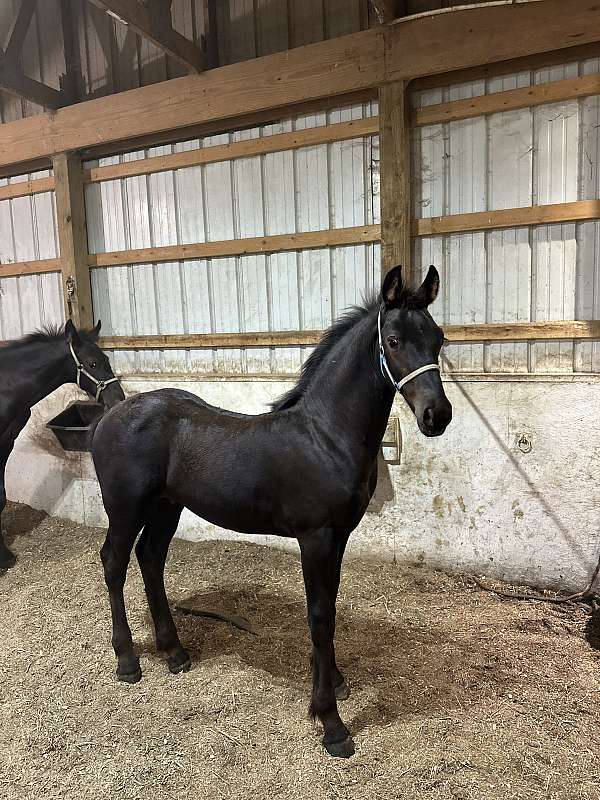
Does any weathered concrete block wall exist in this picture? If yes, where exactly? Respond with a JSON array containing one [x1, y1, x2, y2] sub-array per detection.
[[6, 376, 599, 591]]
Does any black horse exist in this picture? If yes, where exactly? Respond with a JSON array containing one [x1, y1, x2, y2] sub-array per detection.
[[0, 319, 124, 568], [91, 265, 452, 757]]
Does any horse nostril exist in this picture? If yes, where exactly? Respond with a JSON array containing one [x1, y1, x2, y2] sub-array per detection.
[[423, 406, 435, 428]]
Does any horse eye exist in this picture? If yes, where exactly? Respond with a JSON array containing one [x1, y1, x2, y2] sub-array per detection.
[[387, 336, 399, 350], [90, 361, 97, 369]]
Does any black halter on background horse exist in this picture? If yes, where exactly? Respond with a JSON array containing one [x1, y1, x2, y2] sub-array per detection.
[[0, 319, 124, 569], [91, 264, 452, 758]]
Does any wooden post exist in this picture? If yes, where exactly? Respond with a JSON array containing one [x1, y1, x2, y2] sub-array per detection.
[[52, 152, 94, 330], [379, 80, 412, 282]]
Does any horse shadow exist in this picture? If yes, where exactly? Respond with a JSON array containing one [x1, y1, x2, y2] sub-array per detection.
[[139, 584, 519, 735], [1, 502, 47, 568], [584, 604, 600, 651]]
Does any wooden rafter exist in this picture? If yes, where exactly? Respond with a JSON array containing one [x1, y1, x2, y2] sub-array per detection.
[[86, 0, 204, 73], [3, 0, 36, 60], [0, 0, 66, 109], [0, 58, 64, 109]]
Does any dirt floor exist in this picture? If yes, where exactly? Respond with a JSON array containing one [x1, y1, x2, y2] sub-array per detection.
[[0, 502, 599, 800]]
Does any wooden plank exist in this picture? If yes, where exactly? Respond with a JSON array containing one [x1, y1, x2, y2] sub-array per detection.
[[2, 0, 600, 171], [379, 81, 411, 279], [444, 320, 600, 343], [0, 258, 61, 277], [386, 0, 600, 83], [87, 0, 204, 73], [0, 176, 54, 201], [415, 73, 600, 128], [88, 225, 382, 268], [84, 117, 380, 183], [0, 29, 383, 170], [52, 153, 93, 328], [100, 331, 324, 350], [412, 41, 600, 93], [415, 200, 600, 237], [99, 320, 600, 350]]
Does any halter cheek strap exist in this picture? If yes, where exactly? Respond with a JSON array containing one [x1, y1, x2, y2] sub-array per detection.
[[69, 342, 119, 402], [378, 309, 440, 394]]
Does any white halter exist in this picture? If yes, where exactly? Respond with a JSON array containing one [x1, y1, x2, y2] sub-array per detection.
[[377, 309, 440, 394], [69, 342, 120, 402]]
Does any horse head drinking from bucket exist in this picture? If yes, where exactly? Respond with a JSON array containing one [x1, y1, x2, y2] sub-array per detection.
[[0, 319, 124, 569], [91, 265, 451, 758]]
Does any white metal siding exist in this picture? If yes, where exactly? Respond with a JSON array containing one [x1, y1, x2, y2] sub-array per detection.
[[86, 101, 380, 375], [413, 57, 600, 374]]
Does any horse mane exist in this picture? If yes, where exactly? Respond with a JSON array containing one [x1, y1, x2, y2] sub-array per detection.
[[1, 323, 97, 351], [271, 295, 378, 412], [271, 281, 430, 412]]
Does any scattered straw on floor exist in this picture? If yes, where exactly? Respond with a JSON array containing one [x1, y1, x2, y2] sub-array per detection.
[[0, 501, 598, 800]]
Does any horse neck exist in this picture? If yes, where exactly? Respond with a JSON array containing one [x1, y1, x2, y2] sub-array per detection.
[[11, 339, 75, 409], [302, 312, 395, 459]]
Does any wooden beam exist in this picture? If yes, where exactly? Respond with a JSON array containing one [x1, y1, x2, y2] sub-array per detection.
[[3, 0, 36, 61], [414, 73, 600, 128], [52, 153, 93, 328], [2, 0, 600, 171], [87, 0, 204, 73], [415, 200, 600, 237], [88, 225, 381, 268], [412, 41, 600, 93], [0, 258, 61, 278], [385, 0, 600, 83], [84, 117, 380, 183], [0, 57, 64, 109], [0, 176, 54, 201], [380, 81, 411, 280], [98, 320, 600, 350], [444, 320, 600, 343]]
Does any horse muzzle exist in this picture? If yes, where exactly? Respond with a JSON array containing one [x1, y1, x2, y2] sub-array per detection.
[[417, 397, 452, 437]]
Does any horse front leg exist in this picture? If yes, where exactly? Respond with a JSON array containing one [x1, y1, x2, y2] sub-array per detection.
[[299, 528, 354, 758]]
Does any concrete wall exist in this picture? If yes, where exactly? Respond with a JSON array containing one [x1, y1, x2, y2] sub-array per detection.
[[6, 374, 599, 591]]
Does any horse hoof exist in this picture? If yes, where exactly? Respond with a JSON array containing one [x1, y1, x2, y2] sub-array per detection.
[[324, 736, 355, 759], [335, 681, 351, 701], [168, 654, 191, 675], [116, 667, 142, 684]]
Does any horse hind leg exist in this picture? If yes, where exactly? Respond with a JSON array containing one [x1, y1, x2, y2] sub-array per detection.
[[101, 515, 144, 683], [135, 499, 190, 675], [0, 468, 16, 570]]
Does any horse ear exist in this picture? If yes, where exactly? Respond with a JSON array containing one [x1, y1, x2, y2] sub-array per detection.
[[415, 265, 440, 307], [91, 319, 102, 340], [381, 265, 403, 307], [64, 318, 79, 344]]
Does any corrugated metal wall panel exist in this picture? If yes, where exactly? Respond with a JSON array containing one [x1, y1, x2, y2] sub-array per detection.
[[86, 98, 379, 375], [413, 59, 600, 375]]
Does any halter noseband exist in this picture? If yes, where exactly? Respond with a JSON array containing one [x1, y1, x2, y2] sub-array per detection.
[[377, 309, 440, 394], [69, 342, 119, 402]]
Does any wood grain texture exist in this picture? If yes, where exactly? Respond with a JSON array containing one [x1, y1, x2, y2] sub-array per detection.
[[53, 153, 93, 328], [3, 0, 600, 171], [84, 118, 380, 183], [0, 176, 54, 201], [415, 201, 600, 236], [414, 73, 600, 128], [99, 321, 600, 350], [380, 81, 411, 279], [0, 258, 61, 277], [88, 225, 382, 268]]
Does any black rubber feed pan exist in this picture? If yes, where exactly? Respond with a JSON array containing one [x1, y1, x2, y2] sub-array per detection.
[[46, 401, 104, 452]]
